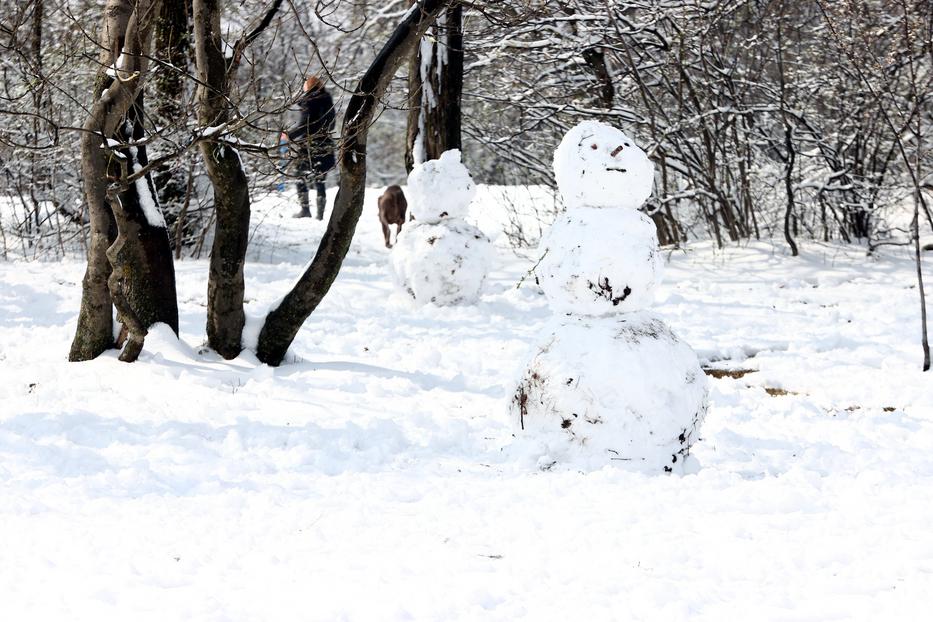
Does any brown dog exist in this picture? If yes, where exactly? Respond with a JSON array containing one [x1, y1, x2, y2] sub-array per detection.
[[378, 185, 409, 248]]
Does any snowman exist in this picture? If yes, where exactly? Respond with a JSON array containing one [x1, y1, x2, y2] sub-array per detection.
[[390, 150, 493, 306], [510, 121, 708, 473]]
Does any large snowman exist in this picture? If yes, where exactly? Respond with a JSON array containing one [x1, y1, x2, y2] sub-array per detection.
[[390, 150, 493, 306], [510, 121, 708, 473]]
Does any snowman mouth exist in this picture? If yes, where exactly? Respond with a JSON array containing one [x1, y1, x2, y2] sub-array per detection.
[[606, 167, 628, 173]]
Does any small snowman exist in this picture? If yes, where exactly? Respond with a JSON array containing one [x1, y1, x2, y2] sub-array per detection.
[[510, 121, 708, 473], [390, 150, 493, 306]]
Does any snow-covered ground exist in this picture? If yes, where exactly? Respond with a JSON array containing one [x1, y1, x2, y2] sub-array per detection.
[[2, 186, 932, 620]]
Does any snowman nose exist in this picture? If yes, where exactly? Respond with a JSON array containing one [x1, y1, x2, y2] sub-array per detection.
[[611, 145, 624, 157]]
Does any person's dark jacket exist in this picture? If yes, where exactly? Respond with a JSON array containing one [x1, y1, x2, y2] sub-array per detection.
[[287, 88, 336, 174]]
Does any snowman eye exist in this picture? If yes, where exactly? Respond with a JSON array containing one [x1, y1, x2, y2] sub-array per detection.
[[625, 142, 631, 146], [590, 143, 598, 150]]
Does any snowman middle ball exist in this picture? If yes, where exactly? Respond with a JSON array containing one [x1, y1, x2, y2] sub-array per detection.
[[537, 207, 663, 316]]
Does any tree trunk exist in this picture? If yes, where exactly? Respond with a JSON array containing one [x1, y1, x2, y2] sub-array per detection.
[[28, 0, 48, 229], [782, 125, 799, 256], [405, 4, 463, 172], [70, 156, 117, 361], [258, 0, 449, 366], [152, 0, 192, 241], [911, 206, 930, 371], [193, 0, 251, 359], [776, 8, 798, 257], [70, 0, 177, 362], [70, 0, 132, 361], [582, 47, 614, 109], [650, 211, 673, 246], [108, 94, 180, 356], [201, 139, 250, 359]]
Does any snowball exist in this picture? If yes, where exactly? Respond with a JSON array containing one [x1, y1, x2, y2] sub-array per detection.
[[510, 312, 708, 473], [407, 149, 476, 223], [390, 218, 493, 306], [537, 207, 662, 315], [553, 120, 654, 210]]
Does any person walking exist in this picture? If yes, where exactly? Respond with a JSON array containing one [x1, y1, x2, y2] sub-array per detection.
[[281, 76, 336, 219]]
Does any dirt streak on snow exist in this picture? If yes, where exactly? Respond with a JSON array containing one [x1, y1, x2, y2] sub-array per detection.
[[1, 186, 932, 620]]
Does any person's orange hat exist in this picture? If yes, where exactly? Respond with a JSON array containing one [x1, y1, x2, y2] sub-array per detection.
[[304, 76, 323, 91]]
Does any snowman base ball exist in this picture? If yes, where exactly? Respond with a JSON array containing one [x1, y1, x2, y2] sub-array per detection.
[[510, 312, 708, 473], [390, 218, 493, 306]]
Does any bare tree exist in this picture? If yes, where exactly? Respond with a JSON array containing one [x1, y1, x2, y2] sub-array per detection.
[[257, 0, 449, 365]]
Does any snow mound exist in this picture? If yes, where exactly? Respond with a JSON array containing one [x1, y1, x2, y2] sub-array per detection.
[[537, 207, 662, 315], [389, 218, 493, 306], [137, 322, 192, 362], [553, 120, 654, 210], [407, 149, 476, 223], [510, 312, 708, 473]]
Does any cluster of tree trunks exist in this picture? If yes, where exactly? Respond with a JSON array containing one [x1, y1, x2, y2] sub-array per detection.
[[70, 0, 177, 363], [71, 0, 452, 366]]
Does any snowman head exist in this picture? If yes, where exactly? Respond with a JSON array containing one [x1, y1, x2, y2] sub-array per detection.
[[553, 121, 654, 210], [407, 149, 476, 223]]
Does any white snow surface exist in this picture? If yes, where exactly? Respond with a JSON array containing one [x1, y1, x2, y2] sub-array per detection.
[[554, 120, 655, 210], [389, 217, 493, 306], [510, 312, 707, 473], [537, 207, 663, 315], [406, 149, 476, 223], [2, 185, 933, 619]]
